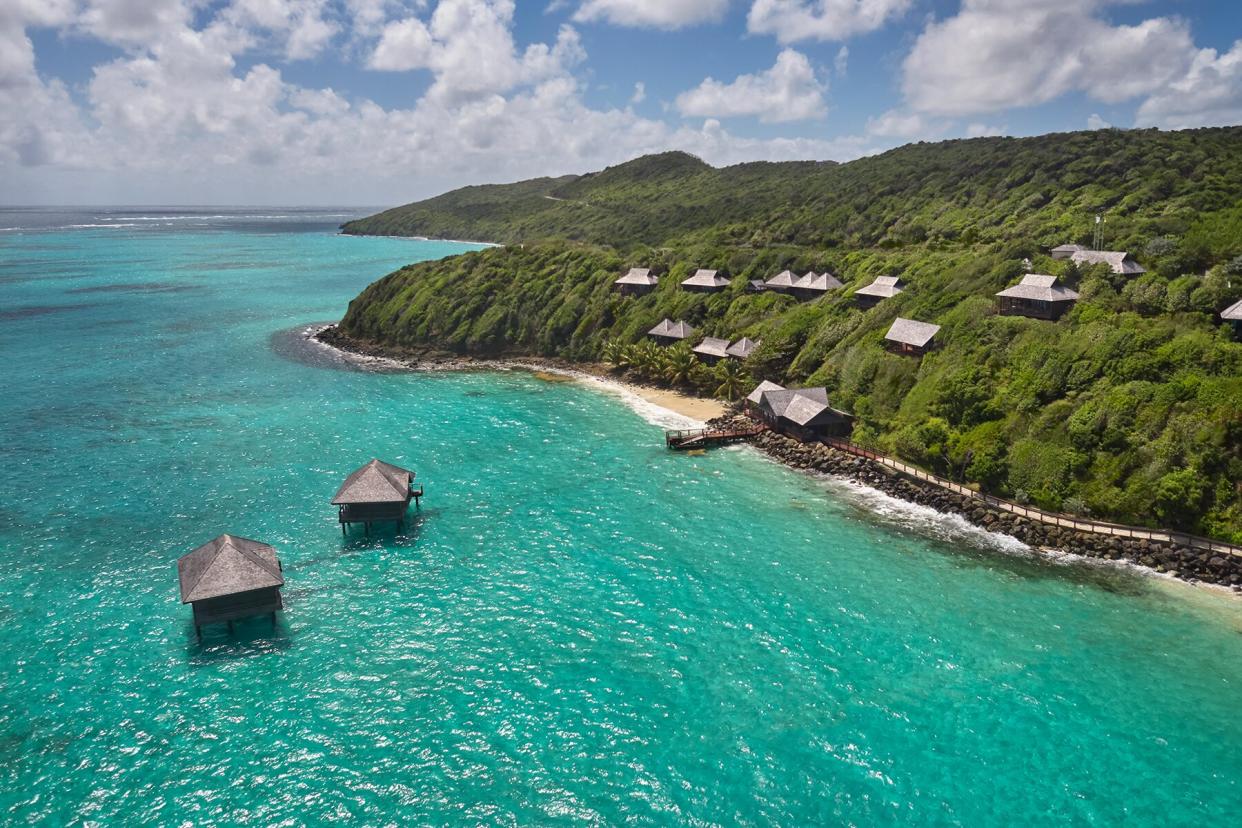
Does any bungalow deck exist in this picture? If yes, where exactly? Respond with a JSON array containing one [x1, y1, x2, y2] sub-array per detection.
[[665, 424, 767, 450]]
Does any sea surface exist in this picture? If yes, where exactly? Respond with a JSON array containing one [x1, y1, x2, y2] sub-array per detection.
[[1, 207, 1240, 825]]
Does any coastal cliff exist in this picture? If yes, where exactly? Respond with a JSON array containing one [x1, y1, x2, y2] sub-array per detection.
[[331, 127, 1242, 545]]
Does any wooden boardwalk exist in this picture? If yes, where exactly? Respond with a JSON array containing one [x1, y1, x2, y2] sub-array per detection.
[[821, 438, 1242, 558], [666, 424, 766, 451]]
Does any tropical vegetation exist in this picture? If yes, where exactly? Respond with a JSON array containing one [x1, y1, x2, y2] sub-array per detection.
[[336, 127, 1242, 541]]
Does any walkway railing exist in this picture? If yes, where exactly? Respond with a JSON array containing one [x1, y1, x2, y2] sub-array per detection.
[[821, 437, 1242, 558]]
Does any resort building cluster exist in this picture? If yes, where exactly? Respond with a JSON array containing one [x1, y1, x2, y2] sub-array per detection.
[[177, 458, 420, 638], [611, 243, 1199, 450]]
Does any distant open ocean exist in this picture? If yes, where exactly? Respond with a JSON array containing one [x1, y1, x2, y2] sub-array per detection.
[[1, 207, 1240, 825]]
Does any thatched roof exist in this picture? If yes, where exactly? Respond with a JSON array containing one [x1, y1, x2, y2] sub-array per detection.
[[1222, 298, 1242, 321], [765, 269, 799, 289], [615, 267, 658, 286], [692, 337, 730, 359], [682, 269, 730, 289], [996, 273, 1079, 302], [1070, 250, 1145, 275], [178, 534, 283, 604], [648, 318, 694, 339], [855, 275, 904, 298], [885, 318, 940, 348], [332, 458, 413, 505], [746, 380, 784, 405], [726, 337, 761, 359]]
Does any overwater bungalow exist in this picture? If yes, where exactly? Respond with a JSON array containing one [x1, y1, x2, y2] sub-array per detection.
[[1222, 298, 1242, 335], [854, 275, 904, 308], [995, 273, 1079, 319], [725, 337, 761, 360], [332, 458, 420, 534], [648, 318, 694, 344], [745, 380, 785, 415], [1070, 249, 1146, 275], [614, 267, 658, 295], [754, 385, 853, 441], [791, 271, 843, 300], [692, 337, 730, 364], [178, 533, 284, 638], [681, 269, 730, 293], [884, 318, 940, 356], [1050, 243, 1086, 260], [765, 270, 799, 293]]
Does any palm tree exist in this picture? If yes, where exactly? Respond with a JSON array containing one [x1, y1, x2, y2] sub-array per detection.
[[629, 340, 661, 379], [713, 358, 748, 401], [663, 344, 696, 387], [601, 339, 626, 370]]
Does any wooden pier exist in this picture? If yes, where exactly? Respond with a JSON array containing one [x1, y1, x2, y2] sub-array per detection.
[[665, 424, 766, 450]]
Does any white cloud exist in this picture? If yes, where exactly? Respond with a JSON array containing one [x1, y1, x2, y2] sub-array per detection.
[[675, 48, 827, 123], [833, 45, 848, 76], [747, 0, 912, 44], [368, 1, 585, 104], [0, 0, 883, 204], [1136, 40, 1242, 129], [572, 0, 728, 30], [630, 81, 646, 104], [965, 122, 1005, 137], [1086, 113, 1110, 130], [902, 0, 1195, 117], [865, 108, 926, 138]]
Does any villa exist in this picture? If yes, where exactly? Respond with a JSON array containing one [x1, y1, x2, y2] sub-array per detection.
[[995, 274, 1079, 320]]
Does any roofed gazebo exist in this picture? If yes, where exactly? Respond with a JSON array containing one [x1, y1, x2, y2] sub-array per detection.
[[884, 318, 940, 356], [765, 270, 799, 293], [178, 534, 284, 638], [614, 267, 658, 295], [854, 275, 903, 308], [996, 274, 1079, 319], [1070, 250, 1145, 275], [792, 271, 843, 300], [332, 458, 421, 534], [681, 269, 730, 293], [692, 336, 730, 364], [648, 318, 694, 344], [725, 337, 760, 360]]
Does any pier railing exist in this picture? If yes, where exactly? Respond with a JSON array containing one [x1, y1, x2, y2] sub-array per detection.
[[821, 437, 1242, 558]]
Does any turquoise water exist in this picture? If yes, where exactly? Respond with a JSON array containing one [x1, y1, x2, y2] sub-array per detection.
[[1, 210, 1241, 825]]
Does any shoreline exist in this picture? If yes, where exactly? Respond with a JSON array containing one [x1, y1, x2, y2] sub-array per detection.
[[337, 230, 502, 248], [309, 324, 725, 423], [309, 324, 1240, 596]]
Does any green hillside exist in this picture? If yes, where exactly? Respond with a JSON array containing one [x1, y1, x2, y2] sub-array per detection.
[[335, 127, 1242, 541]]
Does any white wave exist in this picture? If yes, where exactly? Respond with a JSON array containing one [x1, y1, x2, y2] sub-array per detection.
[[65, 223, 137, 228]]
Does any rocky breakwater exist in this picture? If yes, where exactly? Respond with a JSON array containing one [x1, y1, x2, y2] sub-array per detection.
[[710, 413, 1242, 591]]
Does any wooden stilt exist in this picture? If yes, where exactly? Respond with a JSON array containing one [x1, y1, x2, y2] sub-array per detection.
[[196, 625, 201, 641], [227, 620, 234, 634], [271, 612, 276, 630], [365, 522, 370, 536]]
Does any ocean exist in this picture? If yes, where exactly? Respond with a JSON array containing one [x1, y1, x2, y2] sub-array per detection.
[[1, 208, 1240, 825]]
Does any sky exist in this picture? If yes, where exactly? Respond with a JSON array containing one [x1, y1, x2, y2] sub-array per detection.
[[2, 0, 1240, 206]]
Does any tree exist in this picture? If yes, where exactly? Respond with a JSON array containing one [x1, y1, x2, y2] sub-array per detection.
[[713, 359, 749, 401], [662, 344, 696, 387]]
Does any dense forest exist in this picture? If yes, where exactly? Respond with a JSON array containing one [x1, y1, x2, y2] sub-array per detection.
[[337, 127, 1242, 541]]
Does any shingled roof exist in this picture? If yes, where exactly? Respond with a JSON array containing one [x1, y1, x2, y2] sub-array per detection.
[[1050, 243, 1086, 255], [765, 269, 799, 289], [996, 273, 1080, 302], [648, 318, 694, 340], [855, 275, 904, 298], [331, 459, 414, 504], [1222, 298, 1242, 321], [885, 318, 941, 348], [615, 267, 658, 286], [178, 534, 283, 604], [681, 269, 730, 289], [726, 337, 761, 359], [745, 380, 784, 405], [692, 337, 730, 359], [1070, 250, 1146, 275]]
